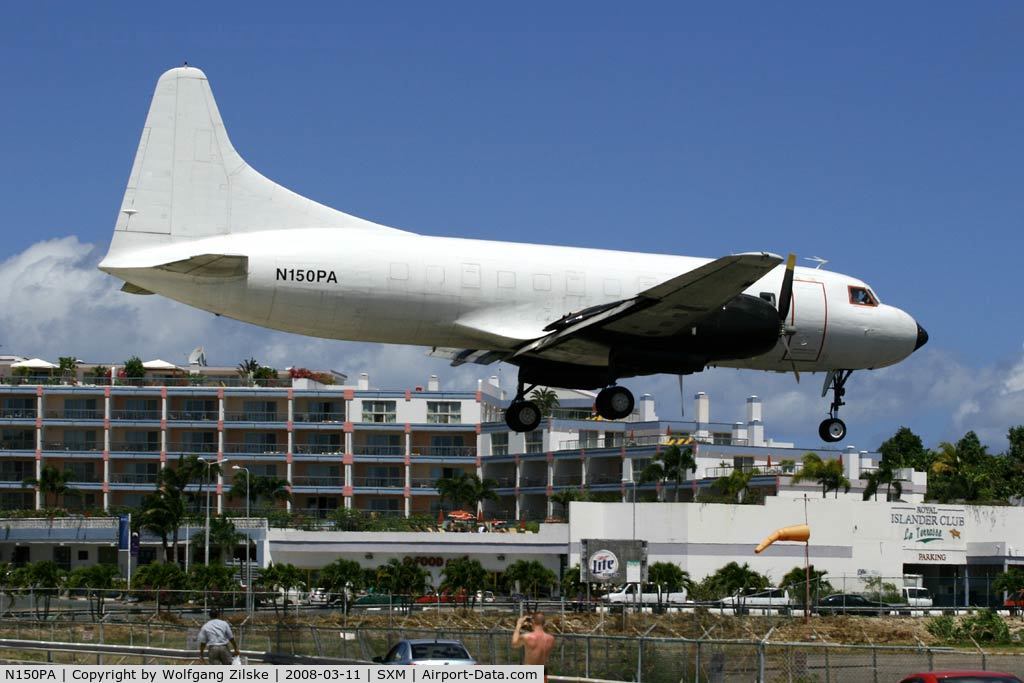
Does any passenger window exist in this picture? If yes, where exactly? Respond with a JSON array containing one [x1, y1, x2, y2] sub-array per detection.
[[848, 286, 878, 307], [389, 263, 408, 281], [462, 263, 481, 288]]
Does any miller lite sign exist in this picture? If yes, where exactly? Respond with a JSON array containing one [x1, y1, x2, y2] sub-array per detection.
[[580, 539, 647, 584], [589, 549, 619, 581]]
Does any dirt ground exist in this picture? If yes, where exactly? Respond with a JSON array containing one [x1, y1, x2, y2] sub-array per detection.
[[207, 607, 1024, 647]]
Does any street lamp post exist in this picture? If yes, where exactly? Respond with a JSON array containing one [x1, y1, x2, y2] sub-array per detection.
[[199, 457, 228, 567], [232, 465, 251, 615]]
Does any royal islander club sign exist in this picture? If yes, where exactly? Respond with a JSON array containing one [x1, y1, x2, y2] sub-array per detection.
[[891, 504, 966, 564]]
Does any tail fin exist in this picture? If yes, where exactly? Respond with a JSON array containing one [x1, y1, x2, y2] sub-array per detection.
[[106, 66, 391, 259]]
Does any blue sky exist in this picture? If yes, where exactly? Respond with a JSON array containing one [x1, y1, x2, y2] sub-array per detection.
[[1, 3, 1022, 450]]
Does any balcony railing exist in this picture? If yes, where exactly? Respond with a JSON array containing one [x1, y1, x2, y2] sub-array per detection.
[[223, 442, 283, 454], [353, 445, 403, 457], [0, 442, 35, 451], [110, 473, 159, 484], [66, 475, 102, 483], [409, 477, 438, 488], [168, 411, 218, 421], [291, 476, 343, 487], [704, 464, 796, 478], [108, 444, 158, 454], [295, 444, 343, 455], [519, 476, 546, 487], [165, 442, 217, 453], [44, 442, 101, 452], [110, 410, 161, 420], [45, 410, 103, 420], [552, 474, 582, 485], [490, 477, 516, 487], [224, 411, 282, 422], [293, 412, 345, 423], [0, 409, 36, 419], [352, 477, 404, 488], [587, 474, 623, 485], [412, 447, 475, 458]]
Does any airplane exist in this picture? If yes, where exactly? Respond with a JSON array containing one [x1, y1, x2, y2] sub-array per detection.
[[99, 67, 928, 442]]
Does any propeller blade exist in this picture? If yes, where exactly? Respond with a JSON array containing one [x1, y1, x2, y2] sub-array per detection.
[[781, 335, 801, 383], [778, 253, 797, 321]]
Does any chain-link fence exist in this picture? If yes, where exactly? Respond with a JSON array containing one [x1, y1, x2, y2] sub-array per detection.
[[0, 617, 1021, 681]]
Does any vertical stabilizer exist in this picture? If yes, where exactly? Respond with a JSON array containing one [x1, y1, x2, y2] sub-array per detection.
[[106, 66, 394, 260]]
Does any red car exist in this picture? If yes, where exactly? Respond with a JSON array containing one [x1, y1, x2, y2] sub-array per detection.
[[900, 672, 1022, 683], [414, 589, 469, 605]]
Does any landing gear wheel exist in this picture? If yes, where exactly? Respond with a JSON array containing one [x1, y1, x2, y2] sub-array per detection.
[[505, 400, 542, 432], [818, 418, 846, 443], [595, 386, 635, 420]]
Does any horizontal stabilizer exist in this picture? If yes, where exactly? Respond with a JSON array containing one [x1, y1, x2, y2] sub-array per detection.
[[120, 282, 154, 295], [156, 254, 248, 278]]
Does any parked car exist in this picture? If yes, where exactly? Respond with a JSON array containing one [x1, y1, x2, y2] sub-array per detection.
[[414, 589, 469, 605], [603, 584, 687, 606], [373, 639, 476, 666], [816, 593, 892, 616], [1003, 589, 1024, 615], [354, 592, 410, 607], [899, 672, 1022, 683], [717, 587, 795, 614], [475, 590, 495, 603], [900, 586, 934, 608], [307, 588, 330, 605]]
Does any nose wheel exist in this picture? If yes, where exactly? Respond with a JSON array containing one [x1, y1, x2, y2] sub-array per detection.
[[819, 370, 853, 443]]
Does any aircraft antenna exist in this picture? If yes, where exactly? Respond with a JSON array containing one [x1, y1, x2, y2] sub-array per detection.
[[804, 256, 828, 270]]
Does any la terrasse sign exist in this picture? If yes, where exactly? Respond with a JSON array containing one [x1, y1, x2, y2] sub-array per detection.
[[891, 504, 965, 563]]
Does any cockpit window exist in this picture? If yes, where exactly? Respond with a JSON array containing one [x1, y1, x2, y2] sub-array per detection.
[[849, 286, 879, 307]]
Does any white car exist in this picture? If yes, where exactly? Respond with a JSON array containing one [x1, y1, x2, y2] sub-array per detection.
[[718, 587, 796, 614], [306, 588, 330, 605]]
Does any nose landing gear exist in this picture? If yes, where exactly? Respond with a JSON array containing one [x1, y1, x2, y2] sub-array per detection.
[[819, 370, 853, 443]]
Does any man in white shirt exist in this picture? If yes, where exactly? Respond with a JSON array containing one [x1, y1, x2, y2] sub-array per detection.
[[197, 608, 241, 665]]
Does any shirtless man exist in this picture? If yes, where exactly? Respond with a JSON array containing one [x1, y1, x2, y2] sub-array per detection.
[[512, 612, 555, 680]]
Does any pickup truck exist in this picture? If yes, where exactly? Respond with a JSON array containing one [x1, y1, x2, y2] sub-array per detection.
[[602, 584, 687, 605], [717, 588, 796, 615], [901, 586, 933, 608]]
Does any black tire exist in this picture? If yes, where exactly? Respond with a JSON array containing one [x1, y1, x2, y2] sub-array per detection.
[[596, 386, 635, 420], [505, 400, 542, 432], [819, 418, 846, 442]]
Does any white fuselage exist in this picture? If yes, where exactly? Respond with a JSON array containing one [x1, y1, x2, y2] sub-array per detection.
[[101, 227, 921, 374]]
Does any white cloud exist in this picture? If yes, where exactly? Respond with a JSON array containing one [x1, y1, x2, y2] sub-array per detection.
[[2, 237, 1022, 452]]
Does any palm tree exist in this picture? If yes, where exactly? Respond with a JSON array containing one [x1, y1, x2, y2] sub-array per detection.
[[550, 489, 579, 519], [375, 559, 428, 612], [67, 564, 120, 621], [258, 562, 307, 615], [528, 388, 560, 417], [317, 558, 364, 608], [463, 473, 498, 517], [188, 563, 240, 607], [133, 562, 186, 612], [237, 357, 261, 386], [58, 356, 78, 383], [435, 472, 472, 512], [780, 565, 834, 607], [191, 516, 243, 563], [705, 561, 768, 600], [23, 465, 79, 509], [861, 462, 903, 502], [441, 557, 487, 608], [19, 560, 66, 620], [703, 469, 755, 504], [139, 454, 207, 563], [503, 559, 556, 610], [0, 562, 16, 616], [639, 444, 696, 501], [793, 453, 850, 498], [230, 471, 292, 509], [647, 562, 691, 609]]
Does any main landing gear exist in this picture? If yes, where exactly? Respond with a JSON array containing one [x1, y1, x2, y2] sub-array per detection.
[[819, 370, 852, 443], [504, 382, 636, 432]]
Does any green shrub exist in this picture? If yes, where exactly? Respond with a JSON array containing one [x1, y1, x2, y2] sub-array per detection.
[[960, 610, 1010, 644], [926, 614, 958, 642]]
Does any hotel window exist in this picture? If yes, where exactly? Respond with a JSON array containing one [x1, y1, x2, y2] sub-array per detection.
[[243, 432, 279, 452], [426, 401, 461, 424], [64, 461, 96, 482], [183, 399, 216, 420], [491, 432, 509, 456], [124, 430, 158, 452], [1, 398, 34, 418], [525, 430, 544, 454], [362, 400, 397, 423], [603, 432, 623, 448], [1, 429, 34, 450], [64, 429, 99, 450], [64, 398, 98, 419], [182, 431, 216, 452], [430, 435, 464, 456], [365, 434, 402, 455], [124, 398, 158, 419], [579, 431, 599, 449], [243, 401, 277, 421]]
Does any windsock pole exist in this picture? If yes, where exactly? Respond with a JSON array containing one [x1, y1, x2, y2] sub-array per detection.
[[755, 523, 812, 622]]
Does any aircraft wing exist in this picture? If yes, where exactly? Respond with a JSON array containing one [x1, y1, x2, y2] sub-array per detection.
[[514, 252, 782, 358]]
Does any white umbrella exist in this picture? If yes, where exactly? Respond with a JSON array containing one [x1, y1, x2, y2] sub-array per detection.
[[10, 358, 58, 369], [142, 359, 181, 370]]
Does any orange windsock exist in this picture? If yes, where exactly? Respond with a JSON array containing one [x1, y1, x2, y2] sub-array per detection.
[[754, 524, 810, 553]]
